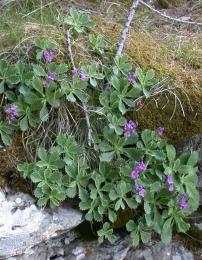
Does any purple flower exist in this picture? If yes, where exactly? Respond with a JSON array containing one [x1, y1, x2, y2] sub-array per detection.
[[131, 170, 140, 180], [48, 72, 56, 81], [165, 174, 174, 192], [156, 127, 164, 137], [71, 67, 79, 75], [165, 174, 173, 185], [178, 193, 189, 210], [44, 72, 56, 87], [43, 50, 54, 62], [168, 184, 174, 192], [71, 67, 88, 81], [124, 120, 137, 137], [4, 104, 18, 124], [79, 71, 88, 81], [131, 161, 146, 180], [135, 161, 146, 172], [128, 71, 138, 85], [135, 185, 145, 197]]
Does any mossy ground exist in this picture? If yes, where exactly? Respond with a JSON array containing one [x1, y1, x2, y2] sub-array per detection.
[[0, 132, 29, 192]]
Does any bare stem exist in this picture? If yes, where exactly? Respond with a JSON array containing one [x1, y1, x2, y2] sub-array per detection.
[[115, 0, 140, 57], [66, 30, 92, 146]]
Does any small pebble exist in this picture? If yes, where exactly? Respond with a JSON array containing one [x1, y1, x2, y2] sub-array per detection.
[[15, 198, 22, 204], [76, 254, 85, 260], [72, 246, 85, 256]]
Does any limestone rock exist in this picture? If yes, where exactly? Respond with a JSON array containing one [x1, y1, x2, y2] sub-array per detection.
[[126, 241, 194, 260], [0, 190, 83, 259], [64, 236, 131, 260], [63, 236, 194, 260]]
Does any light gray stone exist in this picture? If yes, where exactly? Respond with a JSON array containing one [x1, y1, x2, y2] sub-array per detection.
[[64, 236, 131, 260], [0, 189, 83, 260], [126, 241, 194, 260], [63, 236, 129, 260]]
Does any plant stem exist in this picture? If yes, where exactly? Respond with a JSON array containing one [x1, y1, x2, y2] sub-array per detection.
[[66, 31, 92, 146], [115, 0, 140, 57]]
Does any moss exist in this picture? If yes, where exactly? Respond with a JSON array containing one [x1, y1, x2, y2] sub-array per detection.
[[0, 132, 30, 192], [92, 16, 202, 144], [155, 0, 182, 8], [174, 223, 202, 253]]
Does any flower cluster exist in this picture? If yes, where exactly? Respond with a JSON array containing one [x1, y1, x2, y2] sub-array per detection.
[[71, 67, 88, 81], [165, 174, 174, 192], [44, 72, 56, 87], [134, 185, 145, 197], [4, 104, 18, 124], [124, 120, 137, 137], [156, 127, 164, 137], [128, 71, 137, 85], [43, 50, 55, 62], [131, 161, 146, 180], [178, 193, 189, 209]]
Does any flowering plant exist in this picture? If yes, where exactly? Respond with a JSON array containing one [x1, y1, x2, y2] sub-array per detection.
[[0, 9, 199, 246]]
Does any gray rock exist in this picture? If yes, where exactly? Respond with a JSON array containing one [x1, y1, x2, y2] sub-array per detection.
[[64, 236, 131, 260], [63, 237, 194, 260], [125, 241, 194, 260], [0, 189, 83, 260]]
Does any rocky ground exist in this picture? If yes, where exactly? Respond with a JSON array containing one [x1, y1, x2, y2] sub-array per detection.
[[1, 188, 202, 260]]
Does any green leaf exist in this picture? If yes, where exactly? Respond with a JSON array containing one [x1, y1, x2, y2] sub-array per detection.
[[31, 172, 44, 183], [131, 230, 140, 247], [37, 197, 48, 207], [140, 231, 151, 244], [38, 147, 48, 161], [141, 129, 152, 145], [175, 218, 190, 233], [108, 209, 117, 223], [166, 144, 176, 162], [115, 198, 123, 211], [161, 217, 173, 243], [19, 116, 28, 131], [90, 78, 97, 87], [40, 104, 49, 122], [100, 152, 114, 162], [144, 201, 151, 214], [118, 100, 127, 115], [79, 201, 91, 210], [145, 69, 155, 82], [1, 132, 12, 145], [0, 81, 4, 94], [66, 186, 77, 198], [126, 220, 136, 232], [142, 87, 150, 98], [187, 151, 198, 166], [186, 184, 199, 211], [33, 64, 46, 77], [32, 77, 44, 95], [150, 150, 165, 161], [125, 198, 137, 209]]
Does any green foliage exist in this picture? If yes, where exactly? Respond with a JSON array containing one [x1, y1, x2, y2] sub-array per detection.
[[0, 121, 15, 145], [1, 8, 199, 248], [81, 64, 104, 87], [61, 76, 88, 102], [97, 223, 117, 243], [64, 8, 95, 33], [89, 34, 107, 54]]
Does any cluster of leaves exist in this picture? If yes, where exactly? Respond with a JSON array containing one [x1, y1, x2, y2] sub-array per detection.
[[0, 8, 199, 247]]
